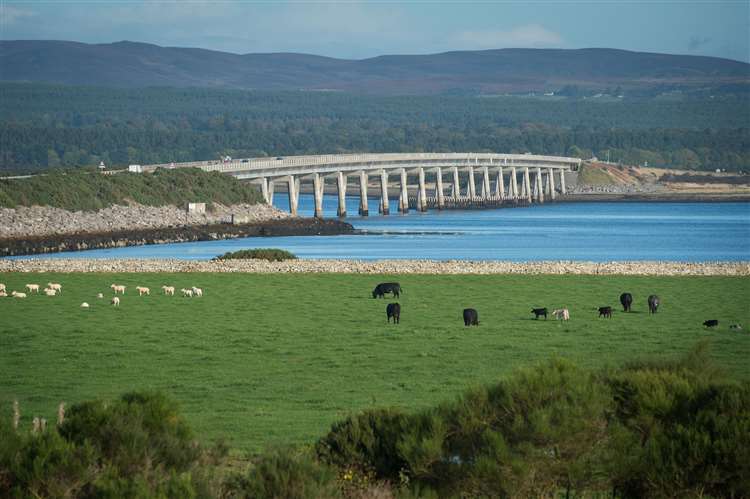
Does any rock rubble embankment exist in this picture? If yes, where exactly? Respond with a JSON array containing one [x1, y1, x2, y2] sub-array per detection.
[[0, 203, 289, 238], [1, 259, 747, 276]]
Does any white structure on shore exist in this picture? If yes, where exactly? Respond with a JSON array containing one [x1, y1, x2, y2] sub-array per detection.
[[141, 153, 580, 217]]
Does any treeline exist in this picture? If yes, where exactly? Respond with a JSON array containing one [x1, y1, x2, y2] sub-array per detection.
[[1, 83, 748, 173], [2, 346, 748, 498], [0, 168, 263, 210]]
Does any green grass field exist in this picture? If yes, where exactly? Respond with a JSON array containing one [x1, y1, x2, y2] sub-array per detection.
[[1, 273, 748, 453]]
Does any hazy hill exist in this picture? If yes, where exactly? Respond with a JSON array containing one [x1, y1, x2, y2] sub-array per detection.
[[1, 40, 748, 95]]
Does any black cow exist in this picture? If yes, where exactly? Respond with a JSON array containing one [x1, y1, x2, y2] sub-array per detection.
[[598, 306, 613, 318], [620, 293, 633, 312], [386, 303, 401, 324], [703, 319, 719, 328], [372, 282, 402, 299], [648, 295, 660, 314], [463, 308, 479, 326], [531, 308, 548, 320]]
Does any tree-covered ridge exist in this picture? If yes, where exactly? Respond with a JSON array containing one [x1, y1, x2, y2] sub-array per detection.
[[0, 168, 263, 210], [1, 84, 748, 173]]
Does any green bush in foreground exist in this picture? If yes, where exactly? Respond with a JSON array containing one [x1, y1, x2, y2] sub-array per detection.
[[213, 248, 297, 261], [2, 346, 748, 498]]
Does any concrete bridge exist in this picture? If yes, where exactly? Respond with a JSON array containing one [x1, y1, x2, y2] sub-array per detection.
[[141, 153, 581, 217]]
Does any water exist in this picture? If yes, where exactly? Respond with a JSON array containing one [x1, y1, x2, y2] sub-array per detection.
[[10, 195, 750, 261]]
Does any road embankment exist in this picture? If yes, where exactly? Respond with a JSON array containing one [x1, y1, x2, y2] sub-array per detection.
[[1, 259, 747, 275]]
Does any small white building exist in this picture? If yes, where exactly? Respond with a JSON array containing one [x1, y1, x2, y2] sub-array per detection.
[[128, 164, 143, 173], [187, 202, 206, 214]]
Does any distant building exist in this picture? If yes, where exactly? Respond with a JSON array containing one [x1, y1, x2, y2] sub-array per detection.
[[128, 164, 142, 173], [187, 202, 206, 214], [98, 161, 106, 171]]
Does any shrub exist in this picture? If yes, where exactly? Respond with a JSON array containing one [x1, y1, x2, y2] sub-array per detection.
[[213, 248, 297, 261]]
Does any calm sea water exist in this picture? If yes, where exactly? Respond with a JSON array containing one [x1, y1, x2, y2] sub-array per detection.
[[11, 196, 750, 261]]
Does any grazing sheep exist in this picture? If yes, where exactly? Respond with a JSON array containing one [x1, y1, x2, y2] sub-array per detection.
[[0, 283, 6, 292], [80, 302, 90, 308], [192, 287, 203, 297], [111, 296, 120, 306], [552, 308, 570, 321], [11, 291, 27, 298], [25, 284, 40, 293], [136, 286, 150, 296], [0, 290, 7, 297], [97, 293, 104, 299], [729, 324, 742, 330], [181, 288, 193, 298], [43, 288, 57, 296], [161, 285, 175, 296], [47, 283, 62, 294], [110, 284, 126, 294]]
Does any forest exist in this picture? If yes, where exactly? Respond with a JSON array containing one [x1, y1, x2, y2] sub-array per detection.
[[1, 83, 748, 173]]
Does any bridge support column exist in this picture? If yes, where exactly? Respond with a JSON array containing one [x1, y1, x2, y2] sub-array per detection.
[[287, 175, 299, 216], [359, 171, 369, 216], [399, 168, 409, 213], [510, 167, 518, 200], [548, 168, 556, 200], [559, 170, 566, 194], [523, 167, 532, 202], [337, 171, 347, 217], [452, 167, 460, 199], [417, 167, 427, 212], [268, 180, 275, 205], [481, 166, 490, 199], [261, 177, 271, 204], [535, 168, 544, 203], [313, 173, 324, 219], [495, 167, 505, 199], [379, 170, 390, 215], [436, 167, 445, 209], [467, 166, 476, 200]]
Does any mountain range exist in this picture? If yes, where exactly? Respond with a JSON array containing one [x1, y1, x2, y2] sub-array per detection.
[[1, 40, 748, 95]]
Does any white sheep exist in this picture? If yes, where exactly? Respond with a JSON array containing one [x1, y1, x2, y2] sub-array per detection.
[[110, 284, 126, 294], [161, 285, 175, 296], [25, 284, 40, 293], [111, 296, 120, 306], [0, 283, 6, 292], [11, 291, 27, 298], [80, 302, 90, 308], [136, 286, 150, 296], [43, 288, 57, 297], [0, 290, 7, 297], [552, 308, 570, 321], [191, 287, 203, 297], [97, 293, 104, 299], [47, 282, 62, 293], [181, 288, 193, 298]]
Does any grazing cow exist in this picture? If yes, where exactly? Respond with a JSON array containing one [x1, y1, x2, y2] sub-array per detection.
[[648, 295, 660, 314], [372, 282, 402, 299], [531, 308, 548, 320], [463, 308, 479, 326], [598, 306, 613, 318], [552, 308, 570, 321], [111, 297, 120, 306], [386, 303, 401, 324], [620, 293, 633, 312], [703, 319, 719, 328]]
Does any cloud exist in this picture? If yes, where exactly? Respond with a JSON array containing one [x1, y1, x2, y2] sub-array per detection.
[[0, 4, 36, 24], [688, 35, 712, 52], [453, 24, 564, 50]]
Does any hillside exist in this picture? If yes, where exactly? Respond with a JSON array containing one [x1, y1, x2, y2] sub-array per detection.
[[1, 40, 748, 95]]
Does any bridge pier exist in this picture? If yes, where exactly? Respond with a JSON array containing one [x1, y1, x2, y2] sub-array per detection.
[[268, 180, 275, 205], [467, 166, 476, 200], [452, 167, 460, 199], [359, 171, 369, 216], [510, 167, 518, 200], [399, 168, 409, 213], [261, 177, 271, 204], [337, 171, 347, 217], [379, 170, 390, 215], [559, 169, 566, 194], [495, 167, 505, 199], [481, 166, 490, 198], [523, 167, 532, 203], [535, 168, 544, 203], [287, 175, 299, 216], [313, 173, 324, 218], [548, 167, 556, 200], [436, 167, 445, 209], [417, 167, 427, 212]]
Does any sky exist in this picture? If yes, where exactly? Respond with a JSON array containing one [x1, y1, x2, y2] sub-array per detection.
[[1, 0, 748, 62]]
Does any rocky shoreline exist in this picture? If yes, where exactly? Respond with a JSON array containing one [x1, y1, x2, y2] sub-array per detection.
[[1, 259, 747, 276], [0, 218, 355, 257]]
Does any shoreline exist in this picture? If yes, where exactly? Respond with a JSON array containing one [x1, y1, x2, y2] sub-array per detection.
[[558, 193, 750, 203], [1, 259, 747, 275], [0, 218, 355, 257]]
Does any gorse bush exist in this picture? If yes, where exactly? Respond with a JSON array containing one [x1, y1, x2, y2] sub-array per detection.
[[0, 168, 263, 210], [214, 248, 297, 261]]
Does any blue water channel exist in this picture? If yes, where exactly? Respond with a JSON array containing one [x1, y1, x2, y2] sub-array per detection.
[[10, 195, 750, 261]]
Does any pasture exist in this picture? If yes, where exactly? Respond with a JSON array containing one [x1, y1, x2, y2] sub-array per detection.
[[1, 272, 748, 453]]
